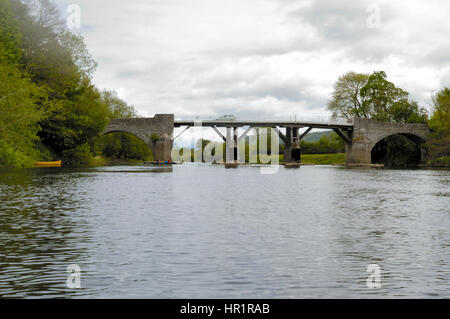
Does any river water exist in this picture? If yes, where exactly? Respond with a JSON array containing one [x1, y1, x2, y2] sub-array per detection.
[[0, 164, 449, 298]]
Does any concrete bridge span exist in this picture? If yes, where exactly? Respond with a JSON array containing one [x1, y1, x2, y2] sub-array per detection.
[[102, 114, 430, 165]]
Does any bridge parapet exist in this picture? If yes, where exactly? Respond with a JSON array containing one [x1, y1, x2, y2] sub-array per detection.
[[174, 115, 353, 126]]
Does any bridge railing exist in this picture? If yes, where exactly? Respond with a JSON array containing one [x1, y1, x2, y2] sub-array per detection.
[[174, 115, 354, 125]]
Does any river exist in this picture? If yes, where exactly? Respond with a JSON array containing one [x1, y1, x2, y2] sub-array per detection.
[[0, 164, 449, 298]]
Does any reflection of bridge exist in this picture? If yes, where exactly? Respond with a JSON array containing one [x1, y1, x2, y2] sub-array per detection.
[[103, 114, 430, 165]]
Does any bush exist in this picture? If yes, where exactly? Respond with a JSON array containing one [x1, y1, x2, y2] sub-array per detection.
[[0, 141, 34, 168], [427, 156, 450, 167], [62, 143, 93, 167], [96, 132, 152, 161]]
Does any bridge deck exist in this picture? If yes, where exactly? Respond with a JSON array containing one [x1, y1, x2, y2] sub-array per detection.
[[174, 120, 354, 129]]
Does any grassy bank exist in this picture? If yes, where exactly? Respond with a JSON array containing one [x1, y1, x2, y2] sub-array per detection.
[[426, 156, 450, 167], [299, 153, 346, 165]]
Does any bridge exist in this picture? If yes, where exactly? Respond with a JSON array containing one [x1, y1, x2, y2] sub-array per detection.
[[103, 114, 430, 165]]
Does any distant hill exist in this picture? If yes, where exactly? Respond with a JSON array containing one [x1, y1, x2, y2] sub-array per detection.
[[303, 130, 336, 143]]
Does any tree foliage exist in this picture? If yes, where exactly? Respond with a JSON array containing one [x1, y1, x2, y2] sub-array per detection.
[[328, 71, 427, 124], [300, 134, 344, 154], [426, 88, 450, 163], [0, 0, 121, 167], [360, 71, 427, 123], [328, 72, 369, 118], [429, 87, 450, 134], [0, 0, 44, 166]]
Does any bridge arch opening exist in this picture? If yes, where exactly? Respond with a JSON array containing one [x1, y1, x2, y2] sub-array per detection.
[[371, 133, 426, 168], [100, 131, 154, 161]]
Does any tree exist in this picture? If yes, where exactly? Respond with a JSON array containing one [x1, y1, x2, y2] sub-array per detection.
[[59, 31, 98, 80], [1, 0, 137, 167], [360, 71, 427, 123], [329, 71, 427, 124], [10, 0, 81, 98], [5, 0, 114, 165], [100, 89, 138, 120], [328, 72, 369, 118], [38, 80, 109, 155], [429, 87, 450, 134], [426, 88, 450, 164], [0, 0, 22, 64], [0, 0, 45, 167]]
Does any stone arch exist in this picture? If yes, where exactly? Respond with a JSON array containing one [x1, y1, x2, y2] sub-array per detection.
[[102, 115, 174, 162], [102, 129, 149, 145], [370, 131, 427, 148], [370, 132, 427, 165], [101, 129, 154, 159]]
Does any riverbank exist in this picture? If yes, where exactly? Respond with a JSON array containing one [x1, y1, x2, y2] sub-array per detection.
[[300, 153, 346, 165], [426, 156, 450, 167], [7, 153, 449, 169], [90, 157, 149, 166]]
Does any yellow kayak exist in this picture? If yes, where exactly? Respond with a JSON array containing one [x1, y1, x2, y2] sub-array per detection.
[[35, 161, 62, 167]]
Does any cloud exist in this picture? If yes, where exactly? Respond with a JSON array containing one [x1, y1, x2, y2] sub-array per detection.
[[56, 0, 450, 118]]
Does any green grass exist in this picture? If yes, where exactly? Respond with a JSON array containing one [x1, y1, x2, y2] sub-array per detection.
[[300, 153, 346, 165], [427, 156, 450, 167]]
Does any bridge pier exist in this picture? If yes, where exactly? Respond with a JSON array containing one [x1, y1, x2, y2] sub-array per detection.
[[225, 127, 238, 163], [278, 127, 302, 163]]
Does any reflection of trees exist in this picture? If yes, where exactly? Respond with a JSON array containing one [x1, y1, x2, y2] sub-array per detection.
[[0, 168, 89, 297]]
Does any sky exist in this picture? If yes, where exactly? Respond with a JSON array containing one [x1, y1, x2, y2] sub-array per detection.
[[57, 0, 450, 125]]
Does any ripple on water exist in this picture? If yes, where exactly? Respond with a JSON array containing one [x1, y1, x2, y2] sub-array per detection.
[[0, 165, 449, 298]]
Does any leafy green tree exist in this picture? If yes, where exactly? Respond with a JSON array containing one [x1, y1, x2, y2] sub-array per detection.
[[300, 133, 345, 154], [38, 80, 109, 156], [59, 31, 98, 80], [0, 0, 45, 167], [1, 0, 136, 167], [360, 71, 427, 123], [100, 89, 138, 120], [0, 0, 22, 64], [429, 88, 450, 134], [329, 71, 427, 124], [10, 0, 79, 98], [426, 88, 450, 164], [328, 72, 369, 118], [5, 0, 112, 165]]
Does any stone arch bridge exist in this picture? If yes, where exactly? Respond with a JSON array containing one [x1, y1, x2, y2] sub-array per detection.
[[102, 114, 430, 165]]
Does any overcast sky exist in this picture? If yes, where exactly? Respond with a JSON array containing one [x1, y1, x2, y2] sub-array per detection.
[[58, 0, 450, 120]]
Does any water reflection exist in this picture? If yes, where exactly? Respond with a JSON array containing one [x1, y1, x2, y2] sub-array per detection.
[[0, 165, 449, 298]]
